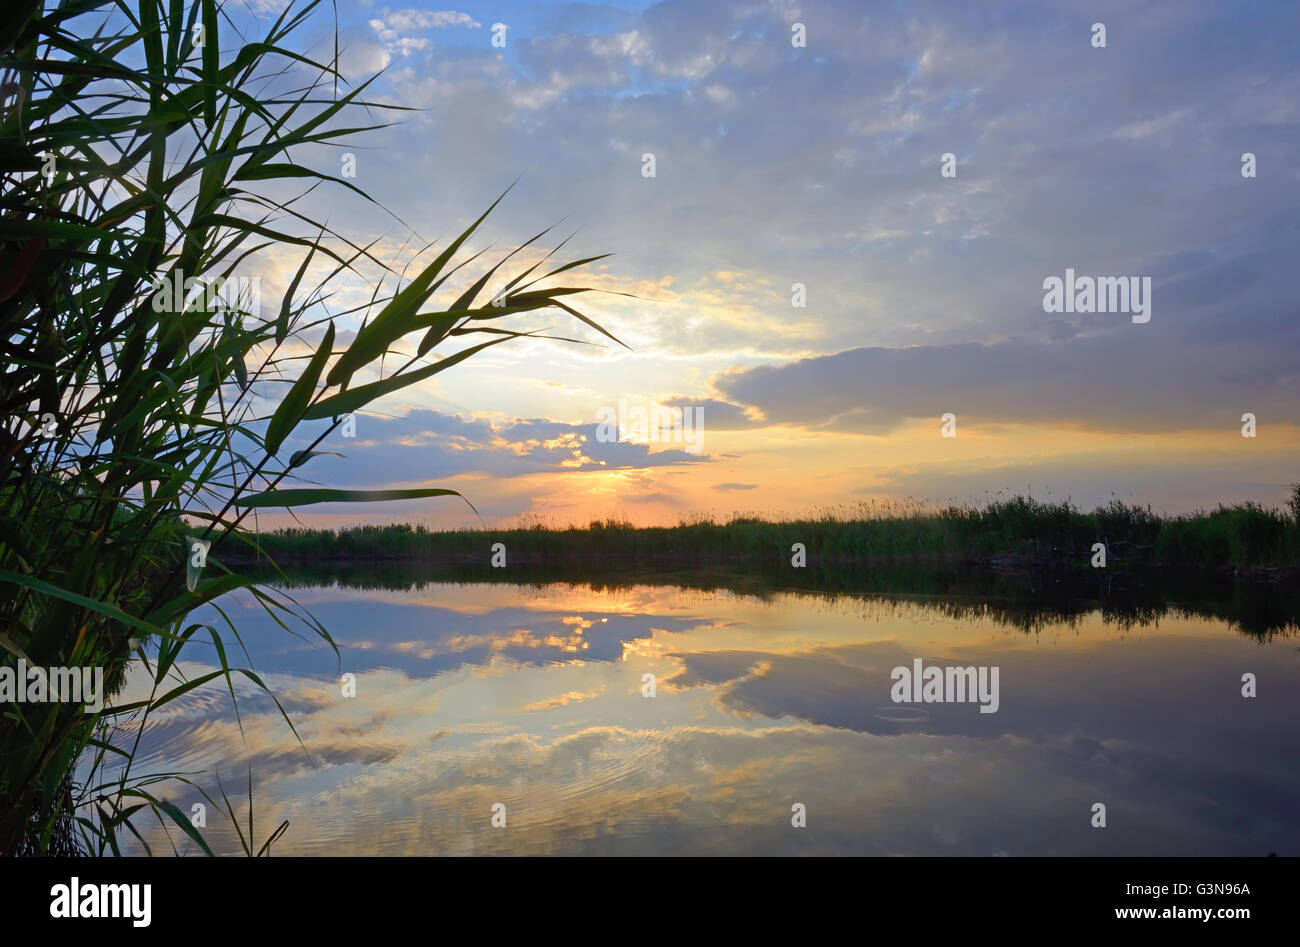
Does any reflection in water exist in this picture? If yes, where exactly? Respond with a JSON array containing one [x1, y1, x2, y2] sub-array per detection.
[[99, 567, 1300, 855]]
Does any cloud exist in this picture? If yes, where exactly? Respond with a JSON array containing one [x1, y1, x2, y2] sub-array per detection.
[[184, 590, 710, 680], [383, 9, 480, 31], [521, 688, 605, 711], [713, 314, 1300, 435], [661, 396, 764, 430], [277, 409, 714, 491], [368, 8, 481, 56], [216, 0, 1300, 514], [339, 38, 392, 79]]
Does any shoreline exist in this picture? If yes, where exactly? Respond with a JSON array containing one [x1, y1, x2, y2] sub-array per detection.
[[217, 549, 1298, 582]]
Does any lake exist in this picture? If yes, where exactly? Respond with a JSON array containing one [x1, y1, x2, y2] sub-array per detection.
[[103, 567, 1300, 855]]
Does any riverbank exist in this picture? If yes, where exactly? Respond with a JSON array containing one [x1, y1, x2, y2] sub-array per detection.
[[219, 495, 1300, 578]]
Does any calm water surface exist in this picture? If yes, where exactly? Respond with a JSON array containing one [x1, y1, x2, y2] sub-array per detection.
[[106, 572, 1300, 855]]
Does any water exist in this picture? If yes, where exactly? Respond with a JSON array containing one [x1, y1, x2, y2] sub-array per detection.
[[104, 569, 1300, 855]]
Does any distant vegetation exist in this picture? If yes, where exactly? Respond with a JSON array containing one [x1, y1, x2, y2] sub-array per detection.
[[232, 490, 1300, 576]]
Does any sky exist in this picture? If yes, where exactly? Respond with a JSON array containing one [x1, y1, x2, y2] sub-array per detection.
[[222, 0, 1299, 528]]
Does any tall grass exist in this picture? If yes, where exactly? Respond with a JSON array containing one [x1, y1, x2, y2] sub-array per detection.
[[0, 0, 618, 853], [241, 490, 1300, 573]]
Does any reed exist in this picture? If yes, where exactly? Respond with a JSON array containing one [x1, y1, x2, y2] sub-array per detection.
[[0, 0, 617, 853], [241, 490, 1300, 572]]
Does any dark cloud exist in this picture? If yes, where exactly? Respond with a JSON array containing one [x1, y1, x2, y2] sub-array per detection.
[[667, 637, 1300, 776], [713, 318, 1300, 435], [661, 396, 763, 430], [276, 408, 713, 489]]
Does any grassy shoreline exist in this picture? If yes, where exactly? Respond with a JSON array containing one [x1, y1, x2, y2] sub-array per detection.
[[222, 494, 1300, 578]]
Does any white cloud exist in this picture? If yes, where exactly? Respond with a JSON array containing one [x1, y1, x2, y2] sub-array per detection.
[[382, 9, 480, 32], [369, 9, 480, 57], [1110, 108, 1191, 141]]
